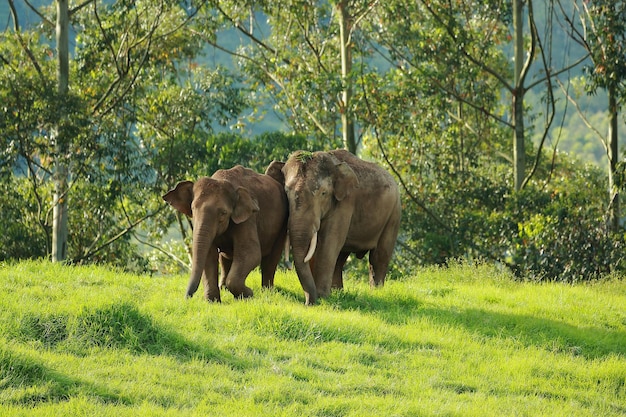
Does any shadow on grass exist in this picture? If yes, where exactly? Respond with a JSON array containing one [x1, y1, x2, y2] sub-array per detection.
[[0, 345, 129, 406], [15, 302, 250, 367], [424, 306, 626, 359], [7, 302, 253, 406], [325, 288, 425, 326], [273, 285, 308, 304], [327, 289, 626, 359]]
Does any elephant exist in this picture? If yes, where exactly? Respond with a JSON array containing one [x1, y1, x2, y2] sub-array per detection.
[[267, 149, 401, 305], [162, 165, 288, 302]]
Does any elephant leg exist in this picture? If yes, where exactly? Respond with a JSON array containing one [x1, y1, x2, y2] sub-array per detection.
[[219, 253, 232, 290], [332, 252, 350, 290], [368, 215, 400, 288], [369, 243, 394, 287], [202, 249, 221, 302], [225, 231, 261, 299], [224, 256, 258, 298], [224, 259, 258, 298], [260, 229, 287, 288], [313, 230, 346, 298]]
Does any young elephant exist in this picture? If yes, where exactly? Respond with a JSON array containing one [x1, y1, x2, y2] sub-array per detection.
[[163, 166, 288, 302], [267, 150, 401, 305]]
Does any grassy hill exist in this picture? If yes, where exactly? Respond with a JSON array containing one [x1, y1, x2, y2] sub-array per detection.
[[0, 261, 624, 416]]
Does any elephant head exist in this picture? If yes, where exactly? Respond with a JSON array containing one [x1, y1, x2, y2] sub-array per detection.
[[163, 177, 259, 298], [268, 151, 359, 304]]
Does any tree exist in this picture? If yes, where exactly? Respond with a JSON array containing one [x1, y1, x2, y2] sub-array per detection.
[[335, 0, 378, 153], [200, 0, 376, 153], [1, 0, 250, 266], [361, 0, 512, 265], [359, 0, 599, 271], [52, 0, 70, 261], [563, 0, 626, 232], [512, 0, 527, 192]]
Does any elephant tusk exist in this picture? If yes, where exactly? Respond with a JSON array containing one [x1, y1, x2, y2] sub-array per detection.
[[304, 231, 318, 263]]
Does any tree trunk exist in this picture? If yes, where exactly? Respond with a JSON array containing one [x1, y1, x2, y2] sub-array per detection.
[[337, 0, 356, 154], [512, 0, 525, 192], [608, 87, 620, 232], [52, 0, 70, 262]]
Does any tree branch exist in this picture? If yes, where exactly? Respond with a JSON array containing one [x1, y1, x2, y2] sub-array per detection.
[[72, 206, 165, 263], [22, 0, 54, 27], [92, 0, 164, 117], [359, 66, 517, 273], [417, 0, 515, 92], [133, 231, 190, 271], [70, 0, 96, 16], [375, 40, 513, 129], [8, 0, 47, 86], [213, 2, 288, 64], [522, 2, 557, 189], [555, 77, 607, 153]]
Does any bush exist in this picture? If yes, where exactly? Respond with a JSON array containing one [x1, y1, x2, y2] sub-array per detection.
[[374, 142, 625, 282], [513, 196, 626, 283], [0, 176, 49, 261], [496, 166, 626, 282]]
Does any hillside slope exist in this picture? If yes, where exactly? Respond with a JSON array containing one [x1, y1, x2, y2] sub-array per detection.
[[0, 261, 625, 416]]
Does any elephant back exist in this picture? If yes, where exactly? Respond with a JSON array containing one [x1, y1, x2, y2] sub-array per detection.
[[328, 150, 398, 196]]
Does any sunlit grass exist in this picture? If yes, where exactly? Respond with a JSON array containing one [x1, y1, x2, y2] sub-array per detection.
[[0, 260, 624, 416]]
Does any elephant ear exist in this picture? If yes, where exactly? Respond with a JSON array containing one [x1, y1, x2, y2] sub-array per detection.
[[163, 181, 194, 217], [333, 162, 359, 201], [232, 187, 260, 224], [265, 161, 285, 186]]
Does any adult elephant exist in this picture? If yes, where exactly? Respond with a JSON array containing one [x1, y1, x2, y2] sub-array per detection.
[[163, 166, 288, 302], [267, 150, 401, 305]]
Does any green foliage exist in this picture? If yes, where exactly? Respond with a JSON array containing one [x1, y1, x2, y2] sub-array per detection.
[[511, 176, 626, 282], [294, 151, 315, 164], [0, 261, 625, 415], [153, 130, 322, 185], [515, 213, 624, 282], [367, 118, 625, 282], [582, 1, 626, 96], [0, 177, 49, 261], [2, 0, 626, 283], [0, 1, 253, 268], [357, 0, 626, 282]]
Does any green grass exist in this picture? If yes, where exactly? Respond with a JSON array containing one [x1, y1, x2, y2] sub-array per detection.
[[0, 260, 624, 416]]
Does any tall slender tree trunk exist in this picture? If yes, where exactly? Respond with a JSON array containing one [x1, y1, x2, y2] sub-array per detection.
[[608, 87, 620, 232], [52, 0, 70, 261], [337, 0, 356, 154], [512, 0, 525, 192]]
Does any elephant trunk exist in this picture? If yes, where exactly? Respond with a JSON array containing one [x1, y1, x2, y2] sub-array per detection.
[[187, 222, 215, 298], [289, 221, 319, 305]]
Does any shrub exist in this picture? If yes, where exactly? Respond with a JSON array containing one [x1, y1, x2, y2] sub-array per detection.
[[513, 199, 626, 283], [0, 176, 49, 261]]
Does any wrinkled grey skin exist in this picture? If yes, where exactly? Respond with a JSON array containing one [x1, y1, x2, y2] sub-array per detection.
[[267, 150, 401, 305], [163, 166, 288, 302]]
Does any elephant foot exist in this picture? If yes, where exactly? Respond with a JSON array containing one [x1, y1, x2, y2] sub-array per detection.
[[261, 277, 275, 288], [205, 292, 222, 302], [318, 287, 332, 299], [231, 286, 253, 299], [331, 281, 344, 290]]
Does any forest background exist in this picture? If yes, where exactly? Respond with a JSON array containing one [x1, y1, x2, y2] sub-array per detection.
[[2, 0, 626, 282]]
